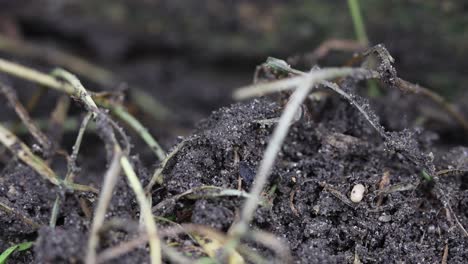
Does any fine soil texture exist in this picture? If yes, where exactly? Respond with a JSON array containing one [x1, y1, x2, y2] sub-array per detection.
[[0, 1, 467, 264]]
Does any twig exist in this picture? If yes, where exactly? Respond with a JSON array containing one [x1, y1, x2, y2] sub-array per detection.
[[289, 187, 300, 217], [288, 39, 366, 66], [0, 82, 52, 152], [319, 182, 356, 208], [96, 224, 269, 264], [376, 169, 391, 207], [152, 186, 268, 214], [442, 242, 449, 264]]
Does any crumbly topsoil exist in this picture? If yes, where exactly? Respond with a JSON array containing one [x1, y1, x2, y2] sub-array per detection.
[[154, 92, 468, 263], [1, 1, 468, 261], [1, 80, 467, 263]]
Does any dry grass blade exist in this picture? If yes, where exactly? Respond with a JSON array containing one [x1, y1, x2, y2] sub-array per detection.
[[96, 237, 192, 264], [65, 112, 92, 182], [0, 34, 171, 120], [50, 111, 93, 227], [254, 54, 468, 136], [0, 123, 96, 193], [120, 157, 161, 263], [0, 57, 75, 94], [153, 187, 270, 217], [395, 78, 468, 133], [248, 230, 292, 264], [86, 149, 122, 264], [229, 67, 363, 246], [51, 69, 99, 115], [193, 233, 245, 263], [0, 58, 162, 263], [51, 69, 162, 264], [442, 242, 449, 264], [0, 82, 52, 152], [233, 75, 304, 100], [0, 58, 164, 157], [95, 99, 166, 161], [96, 234, 147, 264]]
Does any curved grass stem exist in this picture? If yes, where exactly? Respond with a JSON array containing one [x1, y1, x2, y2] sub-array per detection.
[[229, 67, 363, 251]]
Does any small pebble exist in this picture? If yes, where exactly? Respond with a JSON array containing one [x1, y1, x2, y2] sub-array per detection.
[[350, 184, 366, 203], [378, 215, 392, 222]]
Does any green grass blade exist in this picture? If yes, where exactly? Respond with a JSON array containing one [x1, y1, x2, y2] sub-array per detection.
[[0, 241, 33, 264]]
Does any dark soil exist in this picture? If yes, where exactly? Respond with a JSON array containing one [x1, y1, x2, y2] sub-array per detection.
[[154, 93, 468, 263], [0, 1, 467, 264]]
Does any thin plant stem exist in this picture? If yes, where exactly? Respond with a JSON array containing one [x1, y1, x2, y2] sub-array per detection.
[[0, 58, 75, 94], [0, 34, 171, 121], [229, 68, 361, 249], [0, 123, 97, 193], [97, 100, 166, 161], [347, 0, 369, 46], [66, 112, 93, 182], [86, 149, 122, 264], [0, 82, 52, 152], [50, 69, 162, 264], [0, 58, 165, 158], [258, 57, 468, 135], [49, 197, 61, 227], [50, 112, 93, 227], [121, 156, 161, 264]]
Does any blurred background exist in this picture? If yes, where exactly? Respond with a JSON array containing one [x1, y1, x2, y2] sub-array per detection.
[[0, 0, 467, 145]]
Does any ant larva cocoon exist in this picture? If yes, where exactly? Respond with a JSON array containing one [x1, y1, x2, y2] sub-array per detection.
[[350, 184, 366, 203]]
